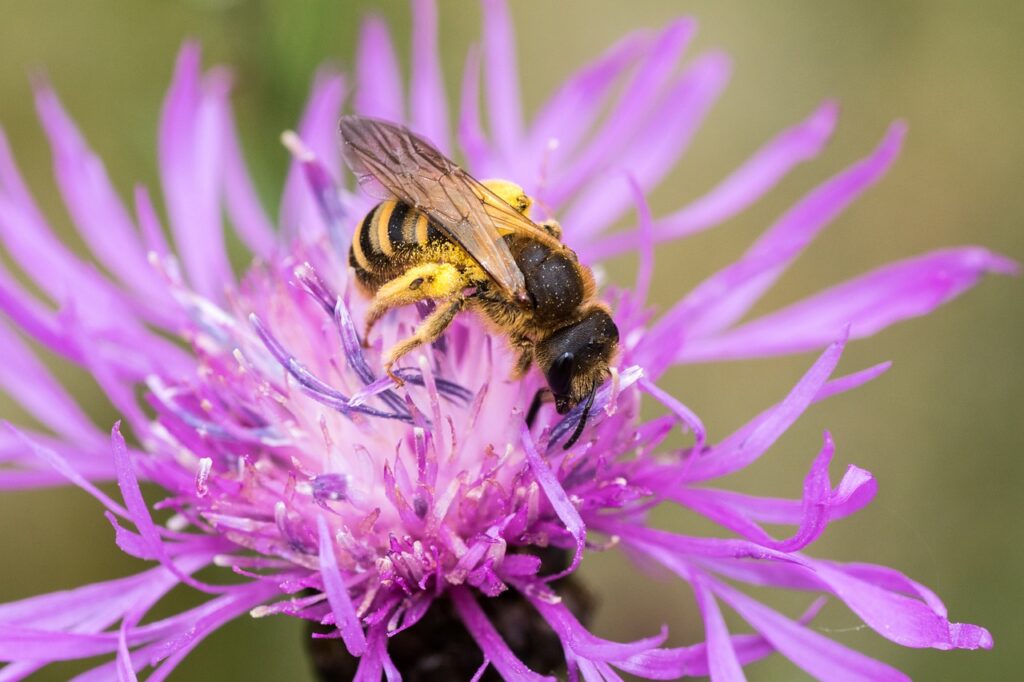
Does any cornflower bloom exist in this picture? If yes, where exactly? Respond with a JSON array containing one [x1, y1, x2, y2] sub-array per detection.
[[0, 1, 1013, 679]]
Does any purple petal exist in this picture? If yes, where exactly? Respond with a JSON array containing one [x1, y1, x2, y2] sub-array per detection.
[[451, 587, 555, 682], [651, 121, 906, 355], [631, 175, 655, 308], [317, 516, 368, 656], [110, 425, 229, 595], [281, 71, 346, 242], [615, 600, 824, 679], [521, 424, 585, 579], [682, 334, 846, 482], [355, 15, 404, 122], [584, 101, 839, 262], [527, 33, 647, 174], [158, 43, 232, 300], [690, 573, 746, 682], [222, 104, 277, 260], [353, 624, 400, 682], [116, 621, 137, 682], [283, 133, 352, 256], [0, 564, 178, 631], [711, 580, 911, 682], [0, 661, 42, 681], [0, 627, 117, 660], [6, 425, 128, 517], [614, 524, 798, 565], [133, 185, 172, 257], [139, 583, 279, 682], [410, 0, 449, 152], [458, 45, 495, 177], [796, 559, 994, 650], [0, 320, 103, 444], [33, 82, 167, 305], [481, 0, 524, 162], [679, 460, 875, 529], [546, 19, 696, 207], [518, 581, 667, 660], [669, 433, 876, 551], [0, 131, 144, 330], [639, 376, 706, 451], [566, 52, 731, 240], [678, 247, 1020, 361]]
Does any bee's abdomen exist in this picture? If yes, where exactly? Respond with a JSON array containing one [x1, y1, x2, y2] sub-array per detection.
[[349, 201, 449, 285]]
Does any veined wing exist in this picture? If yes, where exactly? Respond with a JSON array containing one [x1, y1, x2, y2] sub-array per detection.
[[339, 116, 558, 302]]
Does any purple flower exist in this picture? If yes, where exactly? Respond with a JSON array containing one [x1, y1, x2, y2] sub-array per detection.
[[0, 1, 1013, 679]]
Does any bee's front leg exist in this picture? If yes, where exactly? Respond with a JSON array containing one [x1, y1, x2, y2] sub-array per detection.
[[510, 336, 534, 378]]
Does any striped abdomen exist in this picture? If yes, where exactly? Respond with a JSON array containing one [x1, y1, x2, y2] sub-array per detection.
[[349, 200, 450, 287]]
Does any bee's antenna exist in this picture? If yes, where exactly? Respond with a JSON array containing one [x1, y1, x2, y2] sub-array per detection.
[[563, 386, 597, 450], [526, 389, 551, 428]]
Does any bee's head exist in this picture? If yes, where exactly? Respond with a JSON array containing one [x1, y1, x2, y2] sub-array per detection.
[[536, 306, 619, 414]]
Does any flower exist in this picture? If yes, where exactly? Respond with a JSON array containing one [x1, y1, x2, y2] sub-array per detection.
[[0, 0, 1013, 679]]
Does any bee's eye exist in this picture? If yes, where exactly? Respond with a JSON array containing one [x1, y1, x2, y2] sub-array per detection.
[[547, 352, 575, 396]]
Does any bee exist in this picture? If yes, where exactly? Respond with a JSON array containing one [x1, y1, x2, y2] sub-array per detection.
[[339, 116, 619, 447]]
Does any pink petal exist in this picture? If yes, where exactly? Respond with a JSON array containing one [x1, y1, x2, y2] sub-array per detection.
[[458, 44, 495, 177], [566, 52, 731, 240], [481, 0, 524, 163], [711, 580, 911, 682], [222, 104, 277, 260], [158, 44, 233, 300], [33, 82, 167, 306], [450, 587, 555, 682], [584, 101, 839, 262], [678, 247, 1020, 361], [280, 70, 345, 242], [317, 516, 368, 656], [546, 19, 696, 208], [521, 423, 585, 579], [6, 425, 128, 517], [110, 425, 228, 595], [410, 0, 449, 152], [519, 581, 667, 661], [653, 121, 906, 350], [527, 32, 647, 174], [669, 433, 877, 551], [0, 131, 143, 330], [691, 573, 746, 682], [355, 16, 404, 122], [682, 334, 846, 482], [0, 320, 102, 445]]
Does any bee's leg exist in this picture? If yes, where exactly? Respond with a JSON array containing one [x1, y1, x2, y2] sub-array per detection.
[[538, 219, 562, 241], [364, 263, 467, 345], [510, 336, 534, 378], [383, 296, 466, 384]]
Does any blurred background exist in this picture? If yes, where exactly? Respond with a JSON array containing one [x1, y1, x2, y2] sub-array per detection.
[[0, 0, 1020, 679]]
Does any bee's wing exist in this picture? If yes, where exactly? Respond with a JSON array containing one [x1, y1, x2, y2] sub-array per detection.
[[340, 116, 557, 301]]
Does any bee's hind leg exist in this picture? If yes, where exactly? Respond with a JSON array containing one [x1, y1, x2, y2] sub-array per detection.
[[364, 263, 467, 346], [383, 296, 466, 385]]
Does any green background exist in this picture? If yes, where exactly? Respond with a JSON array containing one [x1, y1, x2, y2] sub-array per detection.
[[1, 1, 1021, 679]]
